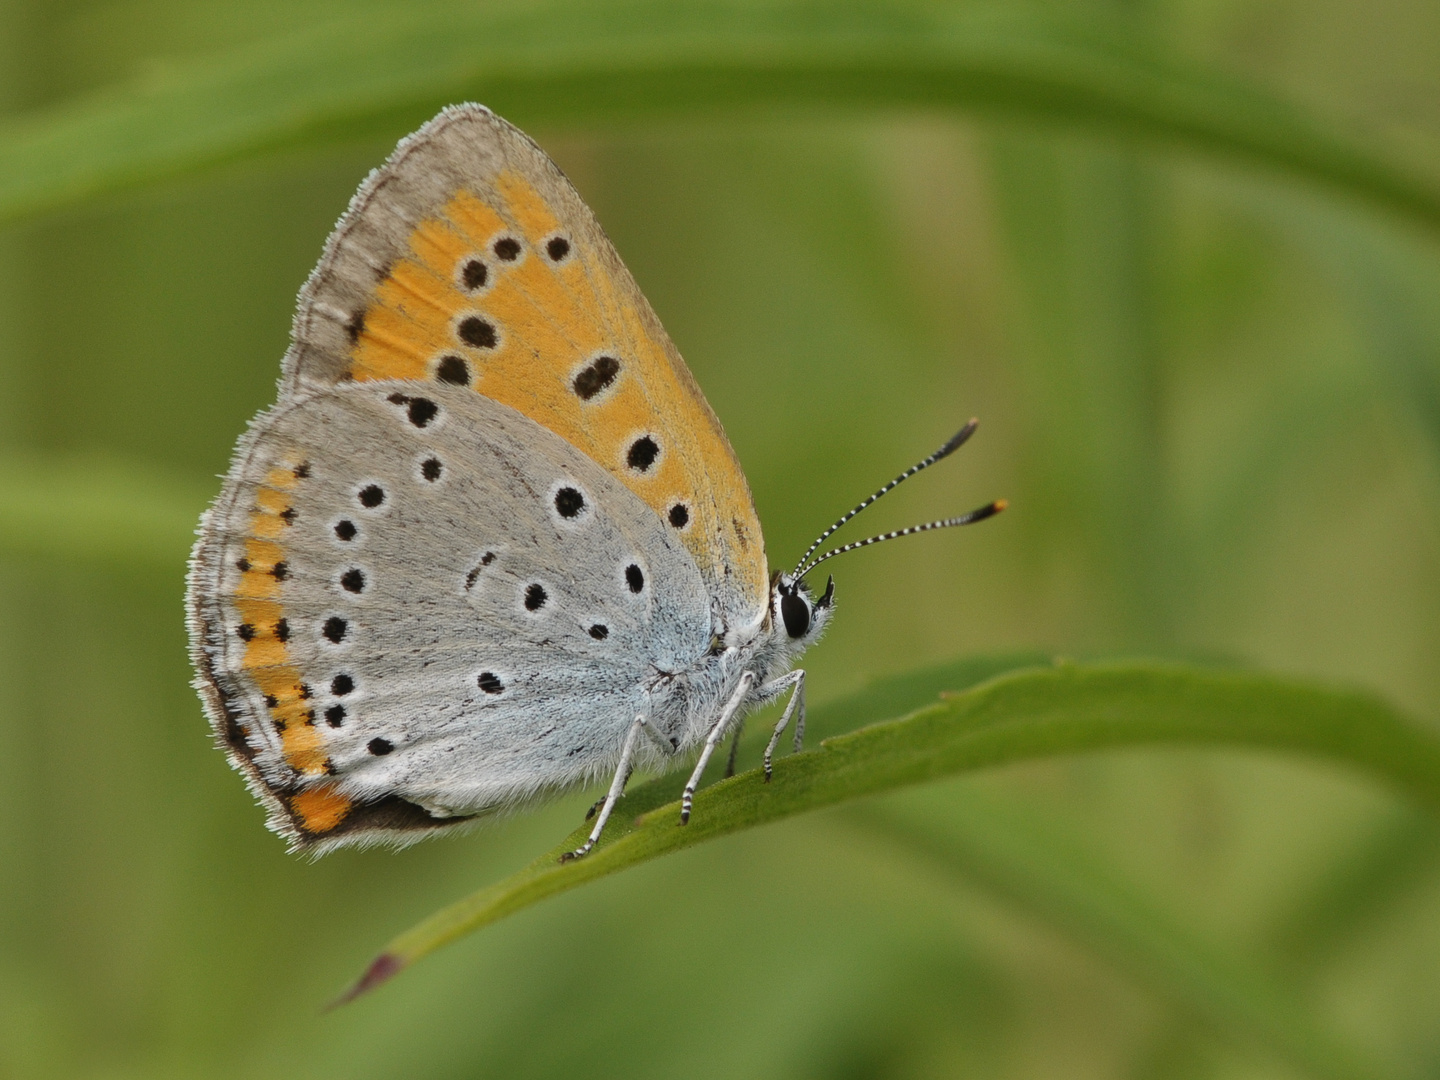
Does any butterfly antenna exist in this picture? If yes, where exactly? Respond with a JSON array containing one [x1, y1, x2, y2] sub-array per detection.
[[792, 420, 982, 579], [797, 500, 1007, 578]]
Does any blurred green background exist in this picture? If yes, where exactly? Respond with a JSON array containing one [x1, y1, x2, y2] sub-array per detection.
[[2, 2, 1440, 1078]]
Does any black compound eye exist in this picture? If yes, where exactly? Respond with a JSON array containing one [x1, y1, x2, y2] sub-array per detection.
[[781, 592, 811, 639]]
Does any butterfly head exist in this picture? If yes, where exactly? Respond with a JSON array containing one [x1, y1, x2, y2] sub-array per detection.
[[771, 572, 835, 645]]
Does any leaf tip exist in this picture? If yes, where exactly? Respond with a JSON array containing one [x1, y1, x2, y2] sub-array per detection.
[[327, 951, 405, 1010]]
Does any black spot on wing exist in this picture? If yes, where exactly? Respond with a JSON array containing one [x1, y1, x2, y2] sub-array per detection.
[[573, 356, 620, 400], [435, 355, 469, 385], [387, 393, 438, 428], [461, 259, 487, 290], [627, 436, 658, 472], [345, 307, 365, 344], [554, 487, 585, 518], [458, 316, 497, 349]]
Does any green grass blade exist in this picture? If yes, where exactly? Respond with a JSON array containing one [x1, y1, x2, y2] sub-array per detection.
[[0, 455, 206, 569], [2, 3, 1439, 234], [342, 660, 1440, 1004], [845, 795, 1392, 1080]]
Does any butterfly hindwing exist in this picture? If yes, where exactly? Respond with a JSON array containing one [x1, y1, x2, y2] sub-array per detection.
[[287, 104, 768, 631], [187, 383, 711, 851]]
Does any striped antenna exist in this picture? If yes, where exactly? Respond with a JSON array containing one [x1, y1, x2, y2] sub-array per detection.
[[796, 500, 1006, 579], [791, 420, 981, 579]]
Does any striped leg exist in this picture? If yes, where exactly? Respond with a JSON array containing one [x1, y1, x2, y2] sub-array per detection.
[[759, 670, 805, 781], [680, 671, 755, 824], [560, 714, 650, 863]]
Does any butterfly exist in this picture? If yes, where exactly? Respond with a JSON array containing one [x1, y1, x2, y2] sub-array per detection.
[[185, 104, 1003, 859]]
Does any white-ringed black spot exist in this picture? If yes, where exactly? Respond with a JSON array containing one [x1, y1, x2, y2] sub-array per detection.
[[546, 235, 571, 261], [294, 462, 311, 479], [573, 356, 620, 400], [461, 258, 487, 290], [668, 503, 690, 529], [325, 704, 346, 727], [458, 315, 497, 349], [322, 616, 348, 643], [589, 623, 609, 640], [368, 737, 393, 756], [279, 507, 298, 525], [334, 519, 357, 541], [493, 236, 521, 261], [331, 673, 354, 696], [274, 618, 290, 643], [358, 485, 385, 509], [625, 564, 645, 593], [271, 561, 288, 580], [421, 457, 443, 482], [435, 355, 469, 385], [524, 583, 548, 612], [465, 552, 496, 590], [340, 569, 365, 593], [387, 392, 439, 428], [554, 486, 585, 519], [626, 436, 659, 472], [477, 672, 503, 694]]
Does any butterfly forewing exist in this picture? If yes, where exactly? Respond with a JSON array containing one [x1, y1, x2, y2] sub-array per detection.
[[286, 104, 767, 630]]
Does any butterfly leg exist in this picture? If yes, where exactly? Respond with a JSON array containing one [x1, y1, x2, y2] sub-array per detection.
[[583, 721, 674, 820], [680, 671, 755, 824], [759, 670, 806, 781], [561, 714, 650, 863], [724, 717, 746, 778]]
